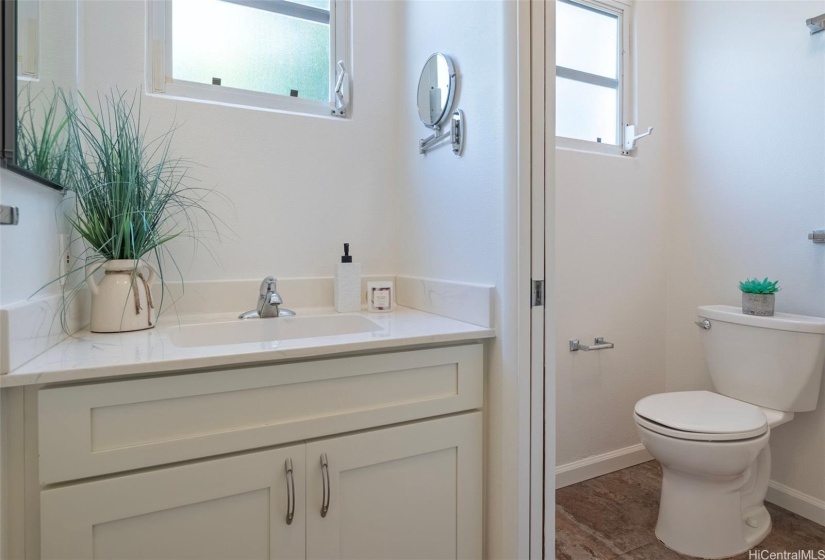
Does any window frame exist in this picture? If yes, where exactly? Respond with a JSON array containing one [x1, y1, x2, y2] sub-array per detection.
[[146, 0, 350, 118], [555, 0, 632, 155]]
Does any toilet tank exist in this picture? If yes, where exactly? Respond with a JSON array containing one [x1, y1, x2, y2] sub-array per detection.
[[697, 305, 825, 412]]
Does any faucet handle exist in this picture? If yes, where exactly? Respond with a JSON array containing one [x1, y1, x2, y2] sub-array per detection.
[[260, 276, 278, 296]]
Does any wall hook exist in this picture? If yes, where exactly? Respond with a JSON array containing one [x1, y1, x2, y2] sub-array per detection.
[[808, 230, 825, 243], [807, 13, 825, 34]]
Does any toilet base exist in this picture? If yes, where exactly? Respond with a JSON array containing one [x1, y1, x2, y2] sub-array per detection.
[[655, 467, 772, 559], [657, 503, 771, 559], [635, 422, 774, 559]]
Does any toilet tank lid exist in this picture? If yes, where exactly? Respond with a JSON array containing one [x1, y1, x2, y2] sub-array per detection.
[[698, 305, 825, 334], [635, 391, 767, 435]]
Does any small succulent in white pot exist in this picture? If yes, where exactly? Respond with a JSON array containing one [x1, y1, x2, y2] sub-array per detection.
[[739, 277, 780, 316]]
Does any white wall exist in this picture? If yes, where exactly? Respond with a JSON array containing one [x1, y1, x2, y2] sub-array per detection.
[[395, 1, 516, 557], [554, 0, 671, 467], [0, 171, 64, 305], [665, 0, 825, 503], [78, 0, 401, 282], [396, 6, 503, 286]]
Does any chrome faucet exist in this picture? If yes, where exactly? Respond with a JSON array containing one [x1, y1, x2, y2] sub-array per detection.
[[239, 276, 296, 319]]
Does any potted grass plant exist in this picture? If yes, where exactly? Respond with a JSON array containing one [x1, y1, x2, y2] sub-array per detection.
[[61, 90, 218, 333], [739, 277, 780, 317]]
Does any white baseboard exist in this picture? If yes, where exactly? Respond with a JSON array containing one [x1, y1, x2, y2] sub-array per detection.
[[766, 481, 825, 526], [556, 444, 653, 489]]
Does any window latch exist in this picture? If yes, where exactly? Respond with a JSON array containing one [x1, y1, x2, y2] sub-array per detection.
[[333, 61, 349, 117], [622, 124, 653, 155]]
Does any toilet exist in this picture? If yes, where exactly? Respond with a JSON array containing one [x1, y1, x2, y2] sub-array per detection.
[[634, 305, 825, 559]]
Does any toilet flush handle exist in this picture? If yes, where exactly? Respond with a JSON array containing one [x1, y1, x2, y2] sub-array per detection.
[[695, 319, 711, 330]]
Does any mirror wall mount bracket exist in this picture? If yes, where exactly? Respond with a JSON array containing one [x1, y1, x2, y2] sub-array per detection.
[[450, 110, 464, 156], [419, 110, 464, 156]]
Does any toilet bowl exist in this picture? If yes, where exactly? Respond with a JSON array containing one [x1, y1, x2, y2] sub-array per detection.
[[634, 306, 825, 559], [634, 391, 793, 558]]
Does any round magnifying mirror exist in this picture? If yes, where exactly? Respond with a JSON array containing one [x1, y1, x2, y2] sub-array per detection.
[[417, 53, 456, 128]]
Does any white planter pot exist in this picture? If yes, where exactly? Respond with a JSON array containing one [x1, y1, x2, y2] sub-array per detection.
[[88, 260, 156, 333]]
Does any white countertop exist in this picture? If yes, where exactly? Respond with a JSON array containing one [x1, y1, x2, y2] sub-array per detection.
[[1, 307, 495, 388]]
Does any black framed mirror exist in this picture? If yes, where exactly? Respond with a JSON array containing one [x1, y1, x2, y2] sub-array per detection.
[[1, 0, 74, 191], [2, 0, 16, 166]]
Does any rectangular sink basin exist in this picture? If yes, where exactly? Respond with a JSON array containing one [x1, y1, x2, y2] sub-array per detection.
[[169, 315, 383, 348]]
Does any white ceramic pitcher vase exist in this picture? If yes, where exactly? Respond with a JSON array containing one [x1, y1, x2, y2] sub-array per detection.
[[88, 260, 156, 333]]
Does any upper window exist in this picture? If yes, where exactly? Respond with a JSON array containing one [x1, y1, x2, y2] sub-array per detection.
[[556, 0, 630, 148], [147, 0, 350, 117]]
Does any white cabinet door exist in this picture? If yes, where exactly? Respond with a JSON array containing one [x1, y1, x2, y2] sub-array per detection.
[[306, 413, 482, 560], [41, 446, 306, 560]]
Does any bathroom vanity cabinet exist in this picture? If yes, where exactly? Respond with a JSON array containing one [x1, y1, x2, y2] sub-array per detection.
[[2, 343, 484, 560]]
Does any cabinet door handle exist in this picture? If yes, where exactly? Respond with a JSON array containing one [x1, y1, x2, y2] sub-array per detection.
[[285, 458, 295, 525], [320, 452, 330, 518]]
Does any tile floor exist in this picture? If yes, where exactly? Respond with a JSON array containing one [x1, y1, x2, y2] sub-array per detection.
[[556, 461, 825, 559]]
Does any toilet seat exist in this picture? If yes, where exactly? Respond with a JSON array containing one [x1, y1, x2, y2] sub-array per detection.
[[635, 391, 768, 441], [634, 413, 767, 441]]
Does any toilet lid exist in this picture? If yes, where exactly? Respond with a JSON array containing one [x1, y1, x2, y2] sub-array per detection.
[[635, 391, 768, 439]]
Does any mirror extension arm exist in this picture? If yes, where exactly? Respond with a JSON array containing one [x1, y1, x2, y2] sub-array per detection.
[[419, 110, 465, 157], [419, 124, 449, 154]]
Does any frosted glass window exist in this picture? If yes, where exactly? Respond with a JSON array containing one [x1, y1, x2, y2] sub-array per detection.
[[557, 0, 618, 80], [555, 0, 624, 146], [172, 0, 330, 102], [556, 77, 618, 145]]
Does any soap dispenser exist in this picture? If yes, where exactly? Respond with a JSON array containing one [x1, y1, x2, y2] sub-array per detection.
[[334, 243, 361, 312]]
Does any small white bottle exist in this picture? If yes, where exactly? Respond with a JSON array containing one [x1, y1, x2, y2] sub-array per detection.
[[334, 243, 361, 313]]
